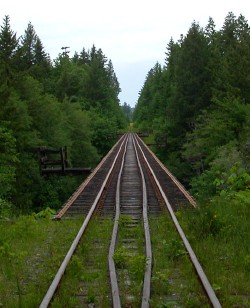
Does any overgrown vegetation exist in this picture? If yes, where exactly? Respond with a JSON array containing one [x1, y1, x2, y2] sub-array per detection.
[[177, 194, 250, 307], [113, 214, 146, 306], [0, 212, 83, 306], [50, 217, 114, 307], [150, 213, 210, 307]]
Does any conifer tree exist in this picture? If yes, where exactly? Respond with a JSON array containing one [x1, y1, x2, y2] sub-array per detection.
[[20, 22, 51, 81], [0, 15, 19, 84], [20, 22, 36, 69]]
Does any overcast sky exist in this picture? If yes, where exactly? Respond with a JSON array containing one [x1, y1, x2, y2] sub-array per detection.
[[1, 0, 250, 107]]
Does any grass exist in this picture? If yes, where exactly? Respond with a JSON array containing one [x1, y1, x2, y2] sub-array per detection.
[[149, 211, 210, 307], [113, 214, 146, 307], [51, 216, 114, 307], [177, 193, 250, 307], [0, 214, 83, 307], [1, 192, 249, 307]]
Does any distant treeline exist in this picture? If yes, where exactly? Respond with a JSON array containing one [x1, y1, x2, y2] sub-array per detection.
[[0, 16, 128, 214], [133, 12, 250, 199]]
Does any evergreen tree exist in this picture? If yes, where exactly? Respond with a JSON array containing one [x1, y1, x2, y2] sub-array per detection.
[[107, 59, 120, 98], [173, 22, 212, 131], [121, 102, 133, 122], [134, 63, 164, 131], [20, 22, 37, 69], [0, 15, 19, 87], [20, 22, 51, 82], [32, 37, 51, 82]]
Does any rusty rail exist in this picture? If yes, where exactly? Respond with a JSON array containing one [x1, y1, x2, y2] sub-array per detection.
[[108, 137, 128, 308], [55, 134, 126, 219], [109, 134, 153, 307], [137, 134, 196, 208], [39, 135, 128, 308], [132, 135, 152, 308], [134, 135, 221, 308]]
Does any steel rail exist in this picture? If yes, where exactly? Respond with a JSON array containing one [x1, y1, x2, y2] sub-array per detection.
[[136, 134, 196, 208], [39, 134, 128, 308], [55, 134, 126, 219], [108, 136, 129, 308], [132, 134, 152, 308], [109, 134, 152, 307], [134, 135, 222, 308]]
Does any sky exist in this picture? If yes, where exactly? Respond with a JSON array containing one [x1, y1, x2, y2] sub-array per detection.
[[1, 0, 250, 107]]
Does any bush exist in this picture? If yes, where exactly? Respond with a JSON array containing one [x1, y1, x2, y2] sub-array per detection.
[[185, 205, 224, 238]]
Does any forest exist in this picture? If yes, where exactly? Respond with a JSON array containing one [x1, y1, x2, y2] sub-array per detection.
[[0, 12, 250, 216], [0, 12, 249, 306], [133, 12, 250, 203], [0, 15, 128, 215]]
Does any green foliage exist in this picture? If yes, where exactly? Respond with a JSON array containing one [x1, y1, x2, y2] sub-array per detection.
[[0, 198, 13, 218], [0, 16, 125, 213], [0, 241, 27, 306], [183, 96, 248, 172], [0, 215, 83, 306], [190, 142, 250, 198], [244, 255, 250, 272], [62, 101, 99, 166], [233, 190, 250, 205], [186, 207, 223, 238], [134, 12, 250, 197], [89, 111, 120, 156], [0, 126, 18, 199], [149, 215, 210, 306], [163, 239, 187, 261], [0, 15, 19, 74], [26, 28, 51, 72], [67, 255, 83, 278], [113, 244, 145, 277], [121, 102, 133, 123], [51, 217, 113, 307], [118, 214, 133, 226], [33, 207, 56, 219], [178, 195, 250, 306], [133, 62, 164, 132], [129, 255, 146, 279], [113, 246, 127, 268]]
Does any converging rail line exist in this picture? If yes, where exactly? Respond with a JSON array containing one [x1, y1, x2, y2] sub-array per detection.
[[40, 133, 221, 307]]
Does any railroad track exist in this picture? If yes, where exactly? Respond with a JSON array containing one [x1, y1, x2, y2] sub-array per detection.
[[40, 133, 221, 307]]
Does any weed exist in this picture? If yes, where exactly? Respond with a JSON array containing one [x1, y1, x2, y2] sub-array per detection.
[[118, 214, 133, 227], [86, 293, 96, 303], [178, 195, 250, 306], [163, 239, 187, 261], [0, 215, 83, 306], [149, 214, 210, 307], [185, 206, 223, 238], [129, 255, 146, 279], [0, 198, 13, 219], [244, 254, 250, 272], [50, 217, 113, 307], [113, 246, 128, 268], [68, 255, 82, 278], [0, 241, 27, 306], [33, 207, 56, 219]]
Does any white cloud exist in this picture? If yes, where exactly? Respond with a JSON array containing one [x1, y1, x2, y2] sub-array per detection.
[[1, 0, 250, 106]]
